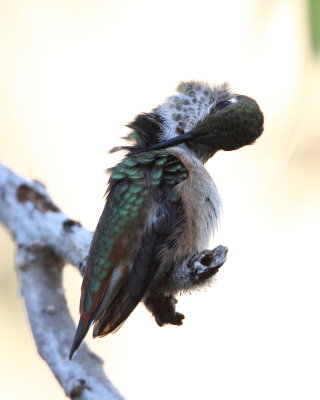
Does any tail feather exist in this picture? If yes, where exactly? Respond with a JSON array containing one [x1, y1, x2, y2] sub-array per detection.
[[69, 318, 91, 360], [93, 236, 160, 337]]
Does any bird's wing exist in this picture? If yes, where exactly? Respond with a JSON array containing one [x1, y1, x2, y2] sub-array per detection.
[[69, 150, 188, 358]]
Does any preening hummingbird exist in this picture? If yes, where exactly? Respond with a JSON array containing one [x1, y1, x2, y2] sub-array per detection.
[[69, 81, 264, 359]]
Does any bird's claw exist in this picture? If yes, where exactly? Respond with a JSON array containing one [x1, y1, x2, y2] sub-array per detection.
[[145, 294, 185, 327]]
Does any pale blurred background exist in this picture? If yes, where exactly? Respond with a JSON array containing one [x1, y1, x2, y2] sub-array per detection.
[[0, 0, 320, 399]]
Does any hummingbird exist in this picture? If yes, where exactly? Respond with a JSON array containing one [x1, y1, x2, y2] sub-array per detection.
[[69, 81, 264, 359]]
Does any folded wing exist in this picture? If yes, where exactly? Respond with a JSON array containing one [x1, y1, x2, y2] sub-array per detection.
[[69, 150, 188, 359]]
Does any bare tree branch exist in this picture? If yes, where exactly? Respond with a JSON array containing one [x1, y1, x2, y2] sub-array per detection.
[[0, 163, 123, 400], [0, 162, 92, 267], [17, 245, 123, 399], [0, 162, 227, 399]]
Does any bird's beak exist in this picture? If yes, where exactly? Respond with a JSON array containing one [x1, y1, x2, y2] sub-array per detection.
[[129, 130, 195, 155]]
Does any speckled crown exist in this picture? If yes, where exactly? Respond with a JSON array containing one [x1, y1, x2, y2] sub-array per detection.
[[155, 81, 233, 137]]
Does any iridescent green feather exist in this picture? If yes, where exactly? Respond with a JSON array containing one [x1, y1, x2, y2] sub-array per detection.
[[82, 150, 189, 313]]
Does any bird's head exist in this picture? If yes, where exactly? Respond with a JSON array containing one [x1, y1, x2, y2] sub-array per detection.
[[128, 81, 264, 163]]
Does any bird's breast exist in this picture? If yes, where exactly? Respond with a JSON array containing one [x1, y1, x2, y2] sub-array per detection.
[[170, 149, 221, 260]]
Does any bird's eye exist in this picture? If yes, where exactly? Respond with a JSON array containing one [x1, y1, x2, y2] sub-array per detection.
[[209, 98, 237, 114], [215, 100, 232, 109]]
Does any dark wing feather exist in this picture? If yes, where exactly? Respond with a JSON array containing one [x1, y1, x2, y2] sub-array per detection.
[[111, 112, 167, 153], [69, 150, 188, 359], [93, 195, 181, 336]]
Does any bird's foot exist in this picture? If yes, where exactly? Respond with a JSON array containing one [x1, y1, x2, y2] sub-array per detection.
[[144, 295, 185, 327]]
